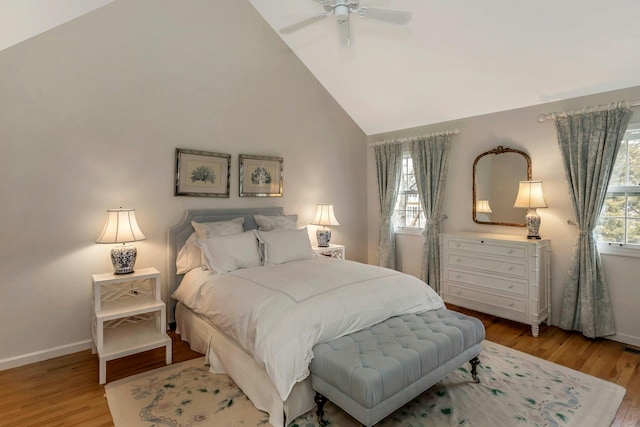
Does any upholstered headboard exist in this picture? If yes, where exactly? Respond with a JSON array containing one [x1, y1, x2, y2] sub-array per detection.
[[166, 207, 284, 324]]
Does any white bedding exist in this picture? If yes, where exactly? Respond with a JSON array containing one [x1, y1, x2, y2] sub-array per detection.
[[173, 257, 444, 401]]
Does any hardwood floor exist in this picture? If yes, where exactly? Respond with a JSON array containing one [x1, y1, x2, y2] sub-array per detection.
[[1, 309, 638, 426]]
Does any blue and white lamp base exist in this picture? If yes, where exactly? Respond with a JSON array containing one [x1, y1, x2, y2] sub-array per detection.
[[316, 229, 332, 247], [111, 244, 138, 274]]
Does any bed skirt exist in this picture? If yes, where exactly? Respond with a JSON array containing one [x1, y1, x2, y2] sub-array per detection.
[[175, 302, 315, 427]]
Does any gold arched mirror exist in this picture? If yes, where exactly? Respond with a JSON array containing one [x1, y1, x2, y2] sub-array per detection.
[[473, 146, 532, 227]]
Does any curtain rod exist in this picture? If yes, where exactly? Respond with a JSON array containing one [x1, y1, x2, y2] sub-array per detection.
[[537, 100, 640, 122], [368, 128, 460, 147]]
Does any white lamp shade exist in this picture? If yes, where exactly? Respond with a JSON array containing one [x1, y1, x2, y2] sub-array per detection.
[[476, 200, 493, 213], [96, 208, 146, 244], [513, 181, 547, 209], [311, 203, 340, 226]]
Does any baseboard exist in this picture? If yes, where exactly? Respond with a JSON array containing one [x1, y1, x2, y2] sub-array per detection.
[[609, 332, 640, 348], [0, 339, 93, 371]]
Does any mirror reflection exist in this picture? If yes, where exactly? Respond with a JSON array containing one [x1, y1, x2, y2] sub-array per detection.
[[473, 146, 532, 227]]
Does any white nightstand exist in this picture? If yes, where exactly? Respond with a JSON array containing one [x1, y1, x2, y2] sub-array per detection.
[[91, 267, 172, 384], [312, 244, 345, 259]]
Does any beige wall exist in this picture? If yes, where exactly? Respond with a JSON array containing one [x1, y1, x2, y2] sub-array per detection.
[[0, 0, 367, 367], [367, 85, 640, 347]]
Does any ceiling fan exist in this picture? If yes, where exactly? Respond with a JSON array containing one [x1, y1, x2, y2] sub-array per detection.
[[279, 0, 412, 47]]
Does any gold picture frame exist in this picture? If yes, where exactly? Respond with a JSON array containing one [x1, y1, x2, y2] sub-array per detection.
[[175, 148, 231, 197], [239, 154, 283, 197]]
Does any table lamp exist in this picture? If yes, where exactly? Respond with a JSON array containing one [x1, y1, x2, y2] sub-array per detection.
[[513, 181, 547, 239], [311, 203, 339, 247], [96, 208, 146, 274]]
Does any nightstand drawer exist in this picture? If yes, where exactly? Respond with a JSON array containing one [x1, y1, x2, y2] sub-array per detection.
[[444, 252, 527, 278], [447, 284, 527, 314], [446, 238, 526, 259], [444, 268, 526, 296]]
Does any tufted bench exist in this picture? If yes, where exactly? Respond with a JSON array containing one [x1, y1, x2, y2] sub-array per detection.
[[310, 308, 485, 426]]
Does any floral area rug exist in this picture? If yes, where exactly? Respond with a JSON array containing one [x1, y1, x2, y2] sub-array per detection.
[[105, 341, 625, 427]]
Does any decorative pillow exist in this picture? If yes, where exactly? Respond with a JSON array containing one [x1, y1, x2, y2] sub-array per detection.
[[254, 214, 298, 231], [175, 232, 201, 274], [195, 231, 262, 273], [254, 227, 314, 265], [191, 217, 245, 239]]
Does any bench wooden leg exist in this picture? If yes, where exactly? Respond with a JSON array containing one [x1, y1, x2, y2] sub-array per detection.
[[470, 356, 480, 383], [315, 392, 328, 426]]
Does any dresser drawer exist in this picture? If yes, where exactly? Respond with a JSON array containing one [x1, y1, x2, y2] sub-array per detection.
[[444, 252, 527, 279], [444, 267, 527, 296], [447, 284, 527, 314], [446, 238, 526, 260]]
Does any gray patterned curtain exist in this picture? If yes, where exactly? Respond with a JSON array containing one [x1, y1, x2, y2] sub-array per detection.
[[555, 106, 632, 338], [374, 143, 403, 269], [409, 135, 451, 292]]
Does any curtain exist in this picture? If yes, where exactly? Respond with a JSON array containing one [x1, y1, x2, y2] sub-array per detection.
[[409, 135, 452, 292], [555, 106, 632, 338], [374, 143, 403, 269]]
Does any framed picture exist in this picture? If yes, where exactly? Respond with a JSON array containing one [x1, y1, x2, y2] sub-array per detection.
[[175, 148, 231, 197], [239, 154, 283, 197]]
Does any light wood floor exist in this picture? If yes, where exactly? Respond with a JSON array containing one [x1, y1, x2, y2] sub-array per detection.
[[1, 307, 638, 426]]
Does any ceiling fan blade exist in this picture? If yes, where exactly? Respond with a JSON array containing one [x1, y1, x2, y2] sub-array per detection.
[[359, 7, 412, 25], [279, 15, 326, 34], [337, 17, 351, 47]]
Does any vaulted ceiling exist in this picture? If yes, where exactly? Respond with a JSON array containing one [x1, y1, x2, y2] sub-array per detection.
[[249, 0, 640, 135], [4, 0, 640, 136]]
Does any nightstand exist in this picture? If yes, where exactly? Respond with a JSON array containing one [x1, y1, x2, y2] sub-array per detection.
[[91, 267, 172, 384], [312, 244, 345, 259]]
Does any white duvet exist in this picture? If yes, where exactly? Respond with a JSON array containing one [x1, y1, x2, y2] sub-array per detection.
[[174, 257, 444, 400]]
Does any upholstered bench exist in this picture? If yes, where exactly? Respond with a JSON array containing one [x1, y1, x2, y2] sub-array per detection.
[[310, 308, 485, 426]]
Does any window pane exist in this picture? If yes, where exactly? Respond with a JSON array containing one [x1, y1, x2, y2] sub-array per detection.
[[628, 219, 640, 244], [628, 194, 640, 218], [595, 217, 625, 243], [610, 141, 627, 185], [601, 193, 625, 217], [394, 192, 424, 228], [629, 138, 640, 184]]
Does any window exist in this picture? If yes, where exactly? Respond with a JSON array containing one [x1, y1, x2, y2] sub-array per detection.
[[393, 152, 425, 229], [595, 124, 640, 254]]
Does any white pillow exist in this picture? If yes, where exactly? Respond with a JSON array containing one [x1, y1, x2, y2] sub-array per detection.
[[254, 214, 298, 231], [191, 217, 245, 239], [255, 227, 314, 265], [195, 231, 262, 273], [175, 233, 201, 274]]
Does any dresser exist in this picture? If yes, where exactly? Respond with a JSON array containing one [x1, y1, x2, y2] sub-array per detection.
[[440, 232, 551, 337]]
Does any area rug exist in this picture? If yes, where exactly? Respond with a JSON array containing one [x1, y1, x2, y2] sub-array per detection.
[[105, 340, 625, 427]]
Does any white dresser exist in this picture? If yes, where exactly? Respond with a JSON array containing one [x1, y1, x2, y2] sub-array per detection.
[[440, 232, 551, 337]]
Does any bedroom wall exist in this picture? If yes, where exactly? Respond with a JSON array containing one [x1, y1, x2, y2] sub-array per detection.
[[366, 85, 640, 347], [0, 0, 367, 368]]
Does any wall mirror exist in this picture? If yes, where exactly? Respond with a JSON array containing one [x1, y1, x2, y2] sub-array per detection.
[[473, 146, 531, 227]]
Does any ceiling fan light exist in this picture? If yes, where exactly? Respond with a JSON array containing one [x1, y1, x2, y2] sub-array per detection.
[[334, 4, 349, 22]]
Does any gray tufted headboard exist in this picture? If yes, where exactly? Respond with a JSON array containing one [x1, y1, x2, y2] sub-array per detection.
[[166, 207, 284, 324]]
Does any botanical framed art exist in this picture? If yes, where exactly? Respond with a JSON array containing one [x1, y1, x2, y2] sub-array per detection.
[[175, 148, 231, 197], [239, 154, 283, 197]]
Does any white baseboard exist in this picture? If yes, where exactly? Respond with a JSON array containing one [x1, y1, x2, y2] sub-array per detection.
[[0, 339, 93, 371], [609, 332, 640, 348]]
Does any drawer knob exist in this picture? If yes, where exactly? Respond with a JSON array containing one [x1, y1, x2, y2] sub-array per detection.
[[455, 243, 461, 247], [508, 284, 514, 289], [456, 274, 461, 279], [508, 302, 514, 307], [456, 258, 461, 262], [481, 240, 485, 243], [456, 290, 462, 295], [508, 249, 513, 253], [508, 267, 513, 271]]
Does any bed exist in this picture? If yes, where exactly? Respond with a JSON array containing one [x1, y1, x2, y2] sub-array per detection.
[[167, 207, 451, 427]]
